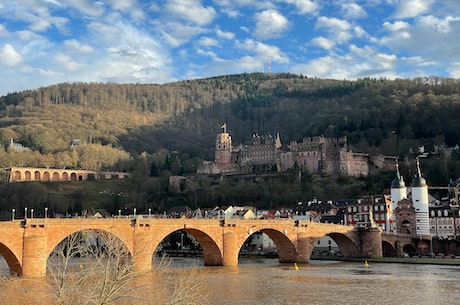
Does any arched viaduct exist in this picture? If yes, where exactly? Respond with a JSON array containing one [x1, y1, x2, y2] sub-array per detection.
[[0, 218, 408, 277], [6, 166, 129, 183]]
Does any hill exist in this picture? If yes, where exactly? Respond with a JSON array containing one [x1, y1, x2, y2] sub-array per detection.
[[1, 73, 460, 216], [2, 73, 460, 167]]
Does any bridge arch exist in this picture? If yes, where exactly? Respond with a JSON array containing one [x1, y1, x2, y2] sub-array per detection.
[[382, 240, 396, 257], [0, 243, 21, 276], [181, 228, 223, 265], [45, 226, 134, 262], [323, 233, 359, 257], [49, 229, 131, 256], [242, 228, 297, 263], [143, 228, 223, 269], [402, 244, 418, 256]]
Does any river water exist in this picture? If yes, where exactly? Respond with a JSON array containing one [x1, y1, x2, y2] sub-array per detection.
[[176, 257, 460, 305], [1, 256, 459, 305]]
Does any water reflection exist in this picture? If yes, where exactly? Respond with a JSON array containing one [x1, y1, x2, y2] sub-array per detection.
[[1, 256, 460, 305]]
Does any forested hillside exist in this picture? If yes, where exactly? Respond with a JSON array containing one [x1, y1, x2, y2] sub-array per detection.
[[1, 73, 460, 179]]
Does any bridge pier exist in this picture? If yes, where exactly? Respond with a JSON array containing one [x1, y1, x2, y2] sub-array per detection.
[[222, 231, 238, 266], [22, 229, 47, 277], [296, 232, 312, 263], [358, 229, 383, 258], [132, 229, 152, 273]]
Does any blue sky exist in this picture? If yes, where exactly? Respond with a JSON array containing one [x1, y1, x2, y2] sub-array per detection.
[[0, 0, 459, 96]]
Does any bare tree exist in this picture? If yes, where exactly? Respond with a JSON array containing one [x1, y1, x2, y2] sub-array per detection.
[[0, 230, 209, 305], [47, 230, 144, 305]]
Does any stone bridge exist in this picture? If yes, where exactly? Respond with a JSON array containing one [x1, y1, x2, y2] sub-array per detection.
[[0, 218, 414, 277]]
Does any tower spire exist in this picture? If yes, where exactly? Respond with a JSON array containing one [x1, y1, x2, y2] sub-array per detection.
[[416, 157, 422, 177]]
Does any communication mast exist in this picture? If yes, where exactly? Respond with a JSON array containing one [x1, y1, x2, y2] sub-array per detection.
[[267, 56, 271, 74]]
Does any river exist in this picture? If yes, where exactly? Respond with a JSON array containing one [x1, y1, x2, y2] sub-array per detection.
[[175, 257, 460, 305], [1, 256, 459, 304]]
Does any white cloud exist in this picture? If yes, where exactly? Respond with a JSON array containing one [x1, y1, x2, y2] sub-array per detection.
[[254, 9, 290, 39], [311, 36, 334, 50], [313, 16, 356, 46], [237, 39, 289, 64], [0, 44, 23, 66], [216, 29, 235, 40], [393, 0, 434, 19], [165, 0, 216, 26], [353, 26, 367, 38], [294, 45, 400, 80], [341, 3, 367, 19], [447, 62, 460, 78], [196, 48, 221, 61], [0, 24, 8, 36], [214, 0, 276, 11], [158, 21, 209, 47], [198, 37, 220, 47], [315, 16, 351, 31], [383, 21, 410, 32], [63, 39, 94, 53], [282, 0, 319, 15], [381, 13, 460, 69], [402, 56, 437, 67], [66, 0, 104, 16], [55, 54, 81, 71], [106, 0, 145, 19], [418, 15, 460, 33], [1, 1, 69, 33]]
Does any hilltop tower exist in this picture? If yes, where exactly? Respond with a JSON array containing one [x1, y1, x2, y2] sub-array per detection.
[[411, 158, 430, 238], [215, 123, 232, 164], [390, 160, 407, 233]]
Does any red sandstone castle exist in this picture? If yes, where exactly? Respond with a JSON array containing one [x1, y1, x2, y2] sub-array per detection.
[[197, 124, 395, 176]]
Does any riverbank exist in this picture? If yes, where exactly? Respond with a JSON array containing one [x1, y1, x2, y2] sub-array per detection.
[[311, 255, 460, 266]]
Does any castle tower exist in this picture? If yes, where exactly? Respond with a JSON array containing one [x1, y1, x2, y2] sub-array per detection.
[[389, 160, 406, 233], [411, 158, 430, 238], [274, 133, 281, 149], [215, 123, 232, 164]]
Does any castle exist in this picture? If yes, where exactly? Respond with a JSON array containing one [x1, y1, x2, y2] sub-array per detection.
[[197, 124, 395, 177]]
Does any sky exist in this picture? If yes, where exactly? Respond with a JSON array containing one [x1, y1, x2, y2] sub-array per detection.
[[1, 0, 460, 96]]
